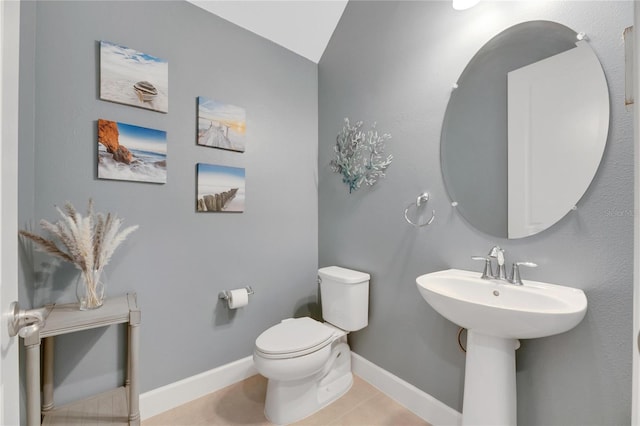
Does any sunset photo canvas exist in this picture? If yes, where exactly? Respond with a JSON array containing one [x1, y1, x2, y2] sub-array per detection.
[[197, 96, 246, 152]]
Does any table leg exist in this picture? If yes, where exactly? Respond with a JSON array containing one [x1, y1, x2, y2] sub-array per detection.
[[128, 322, 140, 425], [25, 342, 41, 426], [42, 336, 55, 413]]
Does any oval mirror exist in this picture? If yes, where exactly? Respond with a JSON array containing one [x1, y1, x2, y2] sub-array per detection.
[[441, 21, 610, 239]]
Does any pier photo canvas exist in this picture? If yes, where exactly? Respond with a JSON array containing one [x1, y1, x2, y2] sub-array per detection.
[[197, 96, 246, 152], [197, 163, 245, 213], [100, 41, 169, 113], [98, 119, 167, 184]]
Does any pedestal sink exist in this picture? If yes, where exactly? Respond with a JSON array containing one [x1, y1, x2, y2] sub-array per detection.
[[416, 269, 587, 425]]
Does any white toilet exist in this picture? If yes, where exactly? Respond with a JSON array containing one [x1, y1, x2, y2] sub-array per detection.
[[253, 266, 370, 425]]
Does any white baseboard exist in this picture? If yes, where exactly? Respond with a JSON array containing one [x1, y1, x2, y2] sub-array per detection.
[[351, 352, 462, 426], [139, 355, 257, 420], [140, 352, 461, 426]]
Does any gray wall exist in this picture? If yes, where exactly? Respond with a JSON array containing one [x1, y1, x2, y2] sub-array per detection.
[[18, 0, 318, 408], [319, 1, 633, 425]]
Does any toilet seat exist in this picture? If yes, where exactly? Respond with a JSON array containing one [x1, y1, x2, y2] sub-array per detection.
[[255, 317, 337, 359]]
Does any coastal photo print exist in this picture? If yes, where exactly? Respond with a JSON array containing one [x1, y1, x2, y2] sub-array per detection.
[[197, 96, 246, 152], [98, 119, 167, 184], [100, 40, 168, 113], [196, 163, 245, 213]]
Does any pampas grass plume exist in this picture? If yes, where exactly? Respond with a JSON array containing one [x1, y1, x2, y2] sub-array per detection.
[[19, 199, 138, 276]]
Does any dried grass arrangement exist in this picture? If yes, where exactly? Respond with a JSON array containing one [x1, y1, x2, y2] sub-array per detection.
[[19, 199, 138, 310]]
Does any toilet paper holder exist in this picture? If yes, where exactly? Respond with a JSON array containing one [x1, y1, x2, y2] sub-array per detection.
[[218, 286, 254, 302]]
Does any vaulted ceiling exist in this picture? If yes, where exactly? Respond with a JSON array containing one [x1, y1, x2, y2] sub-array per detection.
[[187, 1, 349, 63]]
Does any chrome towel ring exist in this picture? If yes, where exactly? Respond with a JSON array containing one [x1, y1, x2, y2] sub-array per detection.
[[404, 192, 435, 227]]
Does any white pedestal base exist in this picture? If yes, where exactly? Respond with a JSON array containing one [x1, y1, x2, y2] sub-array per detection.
[[462, 330, 520, 426]]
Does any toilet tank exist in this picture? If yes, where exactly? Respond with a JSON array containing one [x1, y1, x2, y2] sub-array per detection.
[[318, 266, 370, 331]]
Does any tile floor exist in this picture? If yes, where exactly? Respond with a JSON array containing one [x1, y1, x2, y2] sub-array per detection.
[[142, 374, 431, 426]]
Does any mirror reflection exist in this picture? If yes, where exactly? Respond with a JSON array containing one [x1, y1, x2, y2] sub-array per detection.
[[440, 21, 610, 239]]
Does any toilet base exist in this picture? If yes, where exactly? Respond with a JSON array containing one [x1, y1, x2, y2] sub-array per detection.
[[264, 343, 352, 425]]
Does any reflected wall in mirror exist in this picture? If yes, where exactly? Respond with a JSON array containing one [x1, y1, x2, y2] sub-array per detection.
[[440, 21, 610, 239]]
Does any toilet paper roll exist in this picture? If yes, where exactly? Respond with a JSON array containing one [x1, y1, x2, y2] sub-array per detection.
[[228, 288, 249, 309]]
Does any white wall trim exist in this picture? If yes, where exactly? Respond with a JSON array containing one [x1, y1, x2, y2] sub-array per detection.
[[140, 356, 257, 420], [351, 353, 462, 426], [140, 353, 461, 425], [632, 3, 640, 425], [1, 0, 22, 424]]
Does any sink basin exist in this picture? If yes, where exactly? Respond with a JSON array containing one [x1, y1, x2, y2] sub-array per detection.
[[416, 268, 588, 425], [416, 268, 587, 339], [416, 269, 587, 426]]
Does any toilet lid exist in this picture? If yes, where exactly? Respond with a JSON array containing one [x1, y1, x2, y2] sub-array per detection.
[[255, 317, 335, 356]]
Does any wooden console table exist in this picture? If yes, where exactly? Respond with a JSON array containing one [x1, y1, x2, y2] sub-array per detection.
[[21, 293, 141, 426]]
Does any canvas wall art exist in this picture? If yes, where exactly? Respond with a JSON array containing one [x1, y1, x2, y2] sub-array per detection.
[[98, 119, 167, 184], [196, 163, 245, 212], [197, 96, 246, 152], [100, 41, 168, 113]]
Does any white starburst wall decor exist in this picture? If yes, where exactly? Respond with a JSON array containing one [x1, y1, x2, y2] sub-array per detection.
[[330, 118, 393, 193]]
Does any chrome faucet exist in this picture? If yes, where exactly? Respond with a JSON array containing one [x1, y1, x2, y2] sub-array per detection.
[[472, 246, 537, 285], [471, 255, 493, 279], [509, 262, 538, 285], [488, 246, 506, 280]]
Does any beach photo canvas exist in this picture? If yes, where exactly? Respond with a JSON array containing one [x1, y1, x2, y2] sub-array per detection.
[[100, 41, 168, 113], [197, 163, 245, 213], [98, 119, 167, 184], [197, 96, 246, 152]]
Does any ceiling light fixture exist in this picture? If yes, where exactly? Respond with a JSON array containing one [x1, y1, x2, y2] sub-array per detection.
[[453, 0, 480, 10]]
